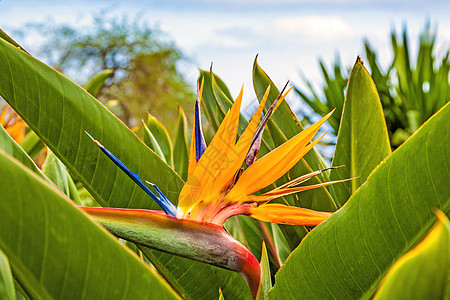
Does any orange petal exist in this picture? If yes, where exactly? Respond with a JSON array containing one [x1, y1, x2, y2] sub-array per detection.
[[0, 106, 7, 125], [202, 85, 272, 201], [248, 203, 331, 226], [206, 83, 291, 203], [249, 178, 353, 202], [6, 121, 26, 142], [179, 87, 244, 214], [227, 111, 333, 201], [190, 86, 272, 220]]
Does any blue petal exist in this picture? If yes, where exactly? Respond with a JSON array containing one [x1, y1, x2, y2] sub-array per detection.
[[86, 132, 177, 217], [146, 181, 171, 203], [194, 99, 207, 161]]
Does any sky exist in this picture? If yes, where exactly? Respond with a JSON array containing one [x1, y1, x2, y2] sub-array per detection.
[[1, 0, 450, 114]]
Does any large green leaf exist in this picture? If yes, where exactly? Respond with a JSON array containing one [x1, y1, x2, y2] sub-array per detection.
[[0, 248, 15, 300], [0, 36, 250, 300], [0, 150, 177, 299], [269, 102, 450, 299], [256, 243, 271, 300], [142, 121, 167, 162], [0, 29, 29, 55], [198, 70, 222, 131], [0, 37, 183, 208], [144, 114, 173, 166], [331, 58, 391, 207], [1, 122, 81, 214], [42, 151, 82, 205], [0, 124, 44, 180], [173, 106, 189, 180], [374, 211, 449, 299], [19, 130, 44, 158]]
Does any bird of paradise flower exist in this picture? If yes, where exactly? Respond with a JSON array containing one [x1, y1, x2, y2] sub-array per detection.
[[0, 105, 27, 142], [83, 81, 346, 299]]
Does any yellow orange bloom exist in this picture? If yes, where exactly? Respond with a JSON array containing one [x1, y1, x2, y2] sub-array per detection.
[[178, 84, 337, 226], [0, 105, 26, 142]]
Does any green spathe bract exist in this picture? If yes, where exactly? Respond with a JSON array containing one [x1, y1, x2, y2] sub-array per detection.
[[82, 206, 261, 299]]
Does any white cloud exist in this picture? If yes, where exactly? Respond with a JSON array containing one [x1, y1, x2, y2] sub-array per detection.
[[275, 16, 353, 40], [197, 15, 354, 52]]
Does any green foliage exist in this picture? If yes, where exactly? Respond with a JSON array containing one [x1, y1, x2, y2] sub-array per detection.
[[269, 100, 450, 299], [374, 211, 449, 300], [198, 69, 228, 131], [256, 243, 271, 300], [173, 106, 189, 180], [331, 58, 391, 206], [0, 125, 45, 181], [143, 114, 173, 166], [0, 37, 184, 206], [0, 248, 15, 300], [18, 130, 44, 159], [135, 106, 191, 180], [142, 120, 167, 163], [296, 23, 450, 148], [82, 69, 114, 97], [0, 27, 448, 299], [42, 151, 82, 205]]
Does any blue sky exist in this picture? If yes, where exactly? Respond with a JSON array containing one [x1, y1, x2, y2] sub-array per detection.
[[1, 0, 449, 112]]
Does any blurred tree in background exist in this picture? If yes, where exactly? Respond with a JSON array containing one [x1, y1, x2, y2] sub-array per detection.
[[296, 23, 450, 149], [22, 13, 195, 131]]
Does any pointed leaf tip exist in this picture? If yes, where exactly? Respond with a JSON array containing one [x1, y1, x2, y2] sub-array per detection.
[[355, 55, 364, 65]]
